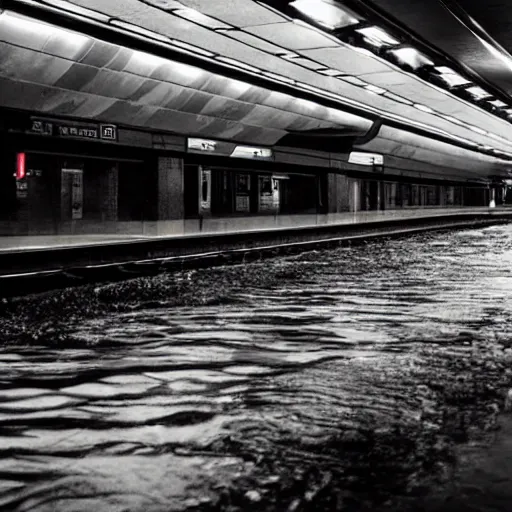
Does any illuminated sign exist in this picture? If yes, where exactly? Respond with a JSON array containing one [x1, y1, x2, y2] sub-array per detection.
[[348, 152, 384, 166], [16, 152, 26, 180], [188, 138, 218, 152], [230, 145, 273, 160]]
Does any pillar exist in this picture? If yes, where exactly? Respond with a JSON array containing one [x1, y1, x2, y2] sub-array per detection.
[[327, 173, 350, 213], [158, 156, 184, 220]]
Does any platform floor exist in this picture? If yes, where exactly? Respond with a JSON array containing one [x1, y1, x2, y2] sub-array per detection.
[[0, 207, 505, 253]]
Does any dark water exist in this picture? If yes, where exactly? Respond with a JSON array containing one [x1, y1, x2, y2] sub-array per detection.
[[2, 224, 512, 511]]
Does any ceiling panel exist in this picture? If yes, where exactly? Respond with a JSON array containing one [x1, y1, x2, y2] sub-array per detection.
[[221, 30, 287, 54], [300, 47, 391, 75], [178, 0, 286, 27], [245, 22, 339, 51]]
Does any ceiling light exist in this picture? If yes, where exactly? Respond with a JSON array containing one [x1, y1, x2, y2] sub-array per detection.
[[414, 104, 434, 113], [289, 0, 360, 31], [441, 115, 464, 125], [355, 26, 400, 47], [390, 47, 434, 69], [466, 86, 492, 99], [470, 126, 487, 135], [172, 8, 232, 29], [365, 85, 386, 95], [318, 68, 345, 76], [216, 56, 262, 74], [171, 40, 215, 57], [384, 92, 413, 105], [489, 99, 507, 108], [434, 66, 471, 87], [110, 20, 171, 43], [341, 76, 368, 86]]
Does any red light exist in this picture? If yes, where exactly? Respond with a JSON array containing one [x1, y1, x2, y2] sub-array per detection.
[[16, 153, 26, 180]]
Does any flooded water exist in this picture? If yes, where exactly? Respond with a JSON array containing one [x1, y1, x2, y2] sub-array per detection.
[[2, 224, 512, 511]]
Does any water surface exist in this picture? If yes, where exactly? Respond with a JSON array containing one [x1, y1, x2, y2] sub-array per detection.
[[2, 224, 512, 511]]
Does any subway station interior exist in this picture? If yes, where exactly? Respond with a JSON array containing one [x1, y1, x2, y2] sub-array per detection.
[[6, 2, 512, 511], [2, 0, 512, 254]]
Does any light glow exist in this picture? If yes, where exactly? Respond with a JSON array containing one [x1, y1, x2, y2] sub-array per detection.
[[365, 85, 386, 95], [231, 146, 273, 160], [318, 68, 345, 77], [172, 8, 232, 30], [348, 152, 384, 166], [414, 104, 434, 113], [171, 40, 215, 57], [489, 99, 507, 108], [188, 138, 218, 152], [356, 26, 400, 47], [466, 86, 492, 99], [289, 0, 360, 31], [0, 11, 89, 47], [470, 126, 487, 135], [341, 76, 368, 86], [390, 47, 434, 69], [16, 153, 26, 180], [434, 66, 471, 87], [441, 115, 464, 125], [384, 92, 413, 105]]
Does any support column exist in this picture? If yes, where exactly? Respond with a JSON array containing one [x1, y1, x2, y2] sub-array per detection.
[[327, 173, 350, 213], [158, 156, 184, 220]]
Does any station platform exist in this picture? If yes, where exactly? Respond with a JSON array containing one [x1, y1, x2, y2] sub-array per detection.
[[0, 207, 510, 297]]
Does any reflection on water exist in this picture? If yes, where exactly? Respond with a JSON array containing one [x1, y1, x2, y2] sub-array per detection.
[[2, 224, 512, 511]]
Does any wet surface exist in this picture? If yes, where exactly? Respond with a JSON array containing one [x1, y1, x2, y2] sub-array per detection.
[[2, 225, 512, 511]]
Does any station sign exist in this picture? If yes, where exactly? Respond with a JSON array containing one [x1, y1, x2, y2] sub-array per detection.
[[187, 137, 274, 161], [348, 152, 384, 166], [29, 117, 118, 142]]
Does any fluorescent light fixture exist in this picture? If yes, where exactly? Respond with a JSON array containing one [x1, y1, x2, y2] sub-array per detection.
[[289, 0, 360, 31], [414, 103, 434, 113], [441, 115, 464, 125], [356, 26, 399, 47], [390, 47, 434, 69], [469, 126, 487, 135], [349, 152, 384, 166], [41, 0, 112, 22], [279, 52, 301, 60], [188, 138, 218, 152], [434, 66, 471, 87], [171, 40, 215, 57], [231, 146, 273, 160], [263, 71, 296, 84], [215, 56, 262, 74], [172, 8, 232, 30], [142, 0, 184, 9], [110, 20, 171, 43], [341, 76, 368, 86], [365, 84, 386, 95], [466, 86, 492, 99], [384, 92, 413, 105], [318, 68, 345, 77], [489, 99, 507, 108]]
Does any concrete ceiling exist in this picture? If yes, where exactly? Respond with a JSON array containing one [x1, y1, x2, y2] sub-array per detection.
[[3, 0, 512, 179]]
